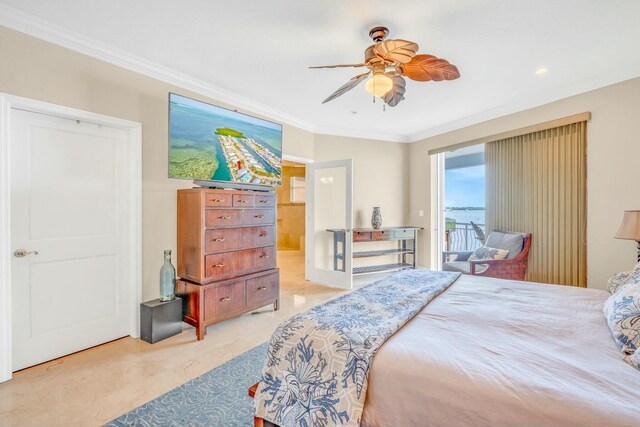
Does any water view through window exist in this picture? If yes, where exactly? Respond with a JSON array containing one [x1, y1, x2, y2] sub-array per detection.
[[444, 145, 485, 252]]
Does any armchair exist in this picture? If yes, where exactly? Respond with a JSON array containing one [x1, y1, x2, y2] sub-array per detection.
[[443, 231, 532, 281]]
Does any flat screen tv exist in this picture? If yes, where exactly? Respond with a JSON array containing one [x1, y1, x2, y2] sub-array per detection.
[[168, 93, 282, 187]]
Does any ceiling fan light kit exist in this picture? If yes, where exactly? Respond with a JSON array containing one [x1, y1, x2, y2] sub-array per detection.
[[313, 26, 460, 108], [365, 65, 393, 97]]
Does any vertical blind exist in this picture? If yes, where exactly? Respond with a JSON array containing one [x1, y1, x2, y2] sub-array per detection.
[[485, 121, 587, 286]]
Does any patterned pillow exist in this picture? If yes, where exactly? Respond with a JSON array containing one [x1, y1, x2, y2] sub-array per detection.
[[622, 262, 640, 285], [625, 348, 640, 371], [468, 246, 509, 261], [603, 281, 640, 354], [608, 271, 633, 294]]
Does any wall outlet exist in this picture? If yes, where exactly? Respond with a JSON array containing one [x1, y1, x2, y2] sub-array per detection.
[[418, 210, 425, 217]]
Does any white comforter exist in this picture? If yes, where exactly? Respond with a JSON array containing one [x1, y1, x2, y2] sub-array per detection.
[[361, 275, 640, 427]]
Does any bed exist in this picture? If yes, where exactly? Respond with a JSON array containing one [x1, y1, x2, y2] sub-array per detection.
[[252, 272, 640, 427]]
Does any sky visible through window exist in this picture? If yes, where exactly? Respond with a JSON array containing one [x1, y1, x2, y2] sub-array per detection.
[[445, 165, 485, 208]]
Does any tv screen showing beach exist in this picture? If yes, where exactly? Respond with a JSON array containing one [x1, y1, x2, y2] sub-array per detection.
[[169, 93, 282, 186]]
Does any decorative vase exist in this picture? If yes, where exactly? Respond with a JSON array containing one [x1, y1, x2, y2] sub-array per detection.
[[371, 207, 382, 229], [159, 250, 176, 302]]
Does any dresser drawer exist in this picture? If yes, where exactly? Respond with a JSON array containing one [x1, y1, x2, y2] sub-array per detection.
[[204, 281, 245, 319], [354, 231, 372, 241], [246, 271, 279, 308], [392, 229, 414, 240], [251, 226, 276, 247], [233, 194, 255, 207], [204, 227, 275, 253], [204, 192, 232, 207], [205, 247, 276, 281], [204, 228, 252, 254], [205, 252, 240, 280], [255, 194, 276, 208], [244, 209, 275, 226], [205, 209, 244, 228], [372, 230, 391, 241], [250, 246, 276, 271]]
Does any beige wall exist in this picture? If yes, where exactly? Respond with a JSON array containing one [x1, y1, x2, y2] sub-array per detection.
[[0, 26, 410, 299], [314, 134, 410, 229], [409, 77, 640, 289]]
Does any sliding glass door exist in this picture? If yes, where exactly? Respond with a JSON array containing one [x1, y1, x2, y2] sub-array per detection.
[[432, 145, 486, 269]]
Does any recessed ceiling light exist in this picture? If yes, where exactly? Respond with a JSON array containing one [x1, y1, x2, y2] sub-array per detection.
[[536, 67, 548, 76]]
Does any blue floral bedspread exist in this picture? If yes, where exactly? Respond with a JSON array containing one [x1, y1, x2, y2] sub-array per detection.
[[253, 269, 461, 427]]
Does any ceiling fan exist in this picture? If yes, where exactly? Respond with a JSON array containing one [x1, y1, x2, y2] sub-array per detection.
[[311, 26, 460, 107]]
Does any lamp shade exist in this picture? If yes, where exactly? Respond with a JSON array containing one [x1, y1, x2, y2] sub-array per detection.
[[615, 210, 640, 240]]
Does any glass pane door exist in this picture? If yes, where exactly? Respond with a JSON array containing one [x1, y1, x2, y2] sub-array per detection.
[[305, 159, 353, 289]]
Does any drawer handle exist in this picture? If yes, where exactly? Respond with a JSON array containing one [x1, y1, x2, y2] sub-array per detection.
[[219, 297, 231, 302], [237, 200, 248, 203], [258, 200, 268, 204], [257, 286, 267, 291], [259, 232, 268, 237], [213, 237, 226, 242], [213, 263, 225, 268], [211, 198, 225, 203], [218, 215, 232, 220], [259, 254, 270, 258], [254, 214, 265, 218]]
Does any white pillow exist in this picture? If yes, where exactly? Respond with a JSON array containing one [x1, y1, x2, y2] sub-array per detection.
[[468, 246, 509, 261], [603, 281, 640, 354]]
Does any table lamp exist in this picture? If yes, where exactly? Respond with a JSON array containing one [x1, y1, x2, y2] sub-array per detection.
[[615, 210, 640, 262]]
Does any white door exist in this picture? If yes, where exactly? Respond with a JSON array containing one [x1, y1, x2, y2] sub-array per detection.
[[11, 109, 132, 371], [305, 159, 353, 289], [432, 152, 446, 270]]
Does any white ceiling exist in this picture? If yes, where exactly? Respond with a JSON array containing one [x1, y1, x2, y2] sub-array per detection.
[[1, 0, 640, 142]]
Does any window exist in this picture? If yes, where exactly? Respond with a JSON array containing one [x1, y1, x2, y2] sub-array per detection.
[[290, 176, 306, 203]]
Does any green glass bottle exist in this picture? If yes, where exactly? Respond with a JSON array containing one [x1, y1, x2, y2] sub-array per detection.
[[159, 250, 176, 302]]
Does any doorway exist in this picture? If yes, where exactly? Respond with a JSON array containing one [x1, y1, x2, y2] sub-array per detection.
[[0, 94, 141, 381], [276, 160, 307, 252], [275, 159, 307, 284], [432, 144, 486, 269]]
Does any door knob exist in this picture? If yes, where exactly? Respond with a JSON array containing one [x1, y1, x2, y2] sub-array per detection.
[[14, 249, 38, 258]]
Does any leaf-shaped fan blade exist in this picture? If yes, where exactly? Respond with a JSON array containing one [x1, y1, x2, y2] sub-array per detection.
[[382, 72, 406, 107], [321, 72, 371, 104], [373, 39, 419, 64], [399, 54, 460, 82], [309, 63, 368, 69]]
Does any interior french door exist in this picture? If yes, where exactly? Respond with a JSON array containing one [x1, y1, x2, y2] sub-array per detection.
[[305, 159, 353, 289]]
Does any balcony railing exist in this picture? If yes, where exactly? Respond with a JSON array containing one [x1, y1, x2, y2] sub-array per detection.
[[445, 222, 485, 252]]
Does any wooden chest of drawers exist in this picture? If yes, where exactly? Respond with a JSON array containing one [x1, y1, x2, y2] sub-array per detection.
[[176, 188, 279, 340]]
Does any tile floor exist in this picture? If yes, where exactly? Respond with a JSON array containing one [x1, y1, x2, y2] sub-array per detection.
[[0, 251, 354, 427]]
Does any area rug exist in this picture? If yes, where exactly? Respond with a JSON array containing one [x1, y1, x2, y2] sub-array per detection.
[[105, 342, 267, 427]]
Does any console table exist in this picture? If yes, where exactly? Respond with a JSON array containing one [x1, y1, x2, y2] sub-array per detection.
[[326, 227, 423, 275]]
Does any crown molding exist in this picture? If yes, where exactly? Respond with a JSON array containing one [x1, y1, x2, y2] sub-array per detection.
[[314, 125, 409, 143], [1, 3, 640, 145], [0, 3, 318, 134]]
